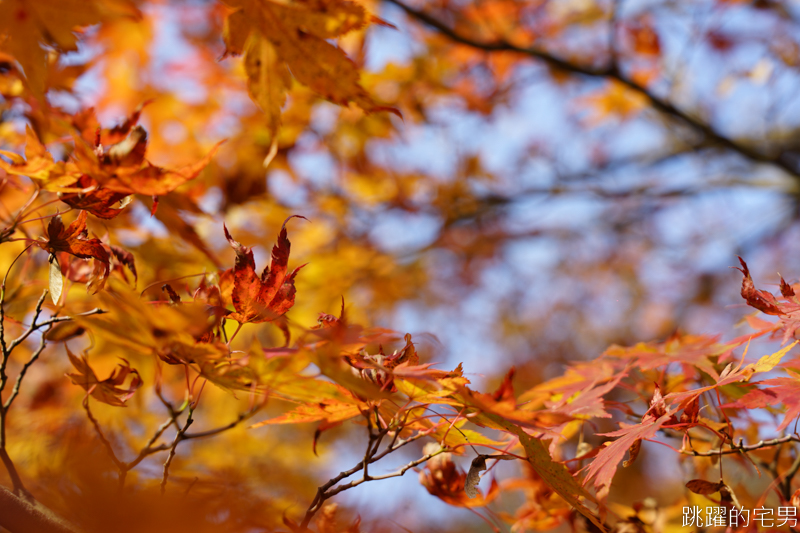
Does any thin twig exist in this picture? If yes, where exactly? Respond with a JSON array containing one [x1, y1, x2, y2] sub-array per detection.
[[83, 397, 126, 475], [3, 325, 49, 410], [160, 409, 194, 495], [680, 434, 800, 456], [299, 425, 439, 529]]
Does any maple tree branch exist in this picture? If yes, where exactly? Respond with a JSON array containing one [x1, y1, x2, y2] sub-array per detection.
[[300, 425, 439, 529], [82, 398, 126, 477], [0, 485, 82, 533], [0, 288, 50, 496], [160, 408, 194, 495], [0, 447, 25, 495], [3, 321, 48, 410], [780, 448, 800, 501], [182, 408, 259, 439], [303, 445, 448, 527], [384, 0, 800, 180], [680, 434, 800, 456]]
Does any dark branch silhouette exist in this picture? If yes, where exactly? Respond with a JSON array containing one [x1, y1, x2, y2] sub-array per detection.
[[384, 0, 800, 180]]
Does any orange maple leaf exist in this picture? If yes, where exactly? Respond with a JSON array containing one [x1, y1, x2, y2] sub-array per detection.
[[0, 126, 79, 190], [224, 216, 307, 324], [66, 347, 142, 407], [72, 125, 223, 198]]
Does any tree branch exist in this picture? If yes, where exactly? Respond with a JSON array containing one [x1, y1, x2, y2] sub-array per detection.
[[680, 434, 800, 456], [383, 0, 800, 180], [160, 408, 194, 495], [0, 485, 82, 533], [300, 425, 438, 529]]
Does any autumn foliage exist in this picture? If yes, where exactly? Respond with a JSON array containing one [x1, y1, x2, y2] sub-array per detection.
[[3, 0, 800, 532]]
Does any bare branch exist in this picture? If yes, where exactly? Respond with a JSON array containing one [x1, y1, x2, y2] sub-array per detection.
[[0, 485, 82, 533], [300, 424, 439, 529], [4, 326, 49, 410], [680, 434, 800, 456], [160, 409, 194, 495]]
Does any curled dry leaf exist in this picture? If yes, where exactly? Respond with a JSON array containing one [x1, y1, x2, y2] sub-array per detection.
[[685, 479, 726, 495], [346, 333, 419, 392], [65, 347, 142, 406], [72, 125, 224, 199], [780, 275, 796, 297], [419, 447, 499, 507], [736, 257, 784, 315], [465, 456, 487, 498], [622, 439, 641, 468], [162, 284, 181, 304]]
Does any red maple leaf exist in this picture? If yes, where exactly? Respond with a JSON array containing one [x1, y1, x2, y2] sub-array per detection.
[[224, 216, 307, 324], [729, 373, 800, 432], [583, 413, 673, 500], [58, 175, 131, 219], [36, 211, 110, 291]]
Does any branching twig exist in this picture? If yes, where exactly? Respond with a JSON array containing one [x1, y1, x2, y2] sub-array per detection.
[[160, 408, 194, 495], [83, 397, 126, 474], [680, 434, 800, 456], [300, 421, 439, 529]]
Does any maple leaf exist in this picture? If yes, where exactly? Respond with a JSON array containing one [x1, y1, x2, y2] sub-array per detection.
[[584, 413, 673, 500], [0, 126, 79, 190], [241, 35, 292, 135], [736, 258, 800, 344], [736, 257, 785, 315], [250, 398, 363, 428], [602, 332, 734, 381], [58, 175, 132, 219], [0, 0, 139, 98], [65, 347, 142, 407], [36, 211, 110, 292], [221, 0, 400, 133], [728, 371, 800, 432], [224, 216, 307, 324], [473, 413, 606, 530], [72, 125, 223, 199], [518, 360, 624, 421], [666, 341, 798, 407]]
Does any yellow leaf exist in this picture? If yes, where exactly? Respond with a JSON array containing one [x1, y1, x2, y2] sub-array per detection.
[[225, 0, 399, 119], [0, 0, 138, 98], [48, 256, 62, 305], [743, 341, 798, 379], [244, 35, 292, 135]]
